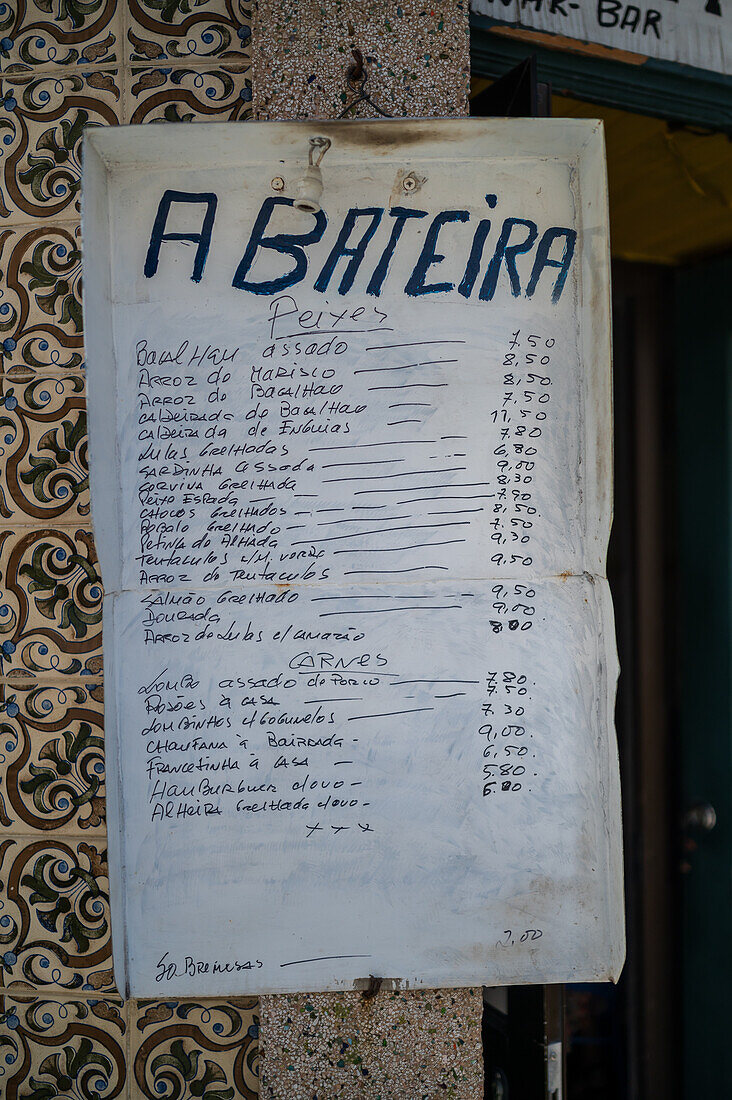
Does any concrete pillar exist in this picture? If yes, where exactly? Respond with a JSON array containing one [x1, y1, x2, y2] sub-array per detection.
[[251, 1, 470, 121], [250, 3, 483, 1096], [260, 988, 484, 1097]]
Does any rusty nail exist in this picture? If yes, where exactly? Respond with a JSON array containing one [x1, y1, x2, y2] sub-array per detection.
[[271, 177, 285, 191], [349, 47, 365, 82]]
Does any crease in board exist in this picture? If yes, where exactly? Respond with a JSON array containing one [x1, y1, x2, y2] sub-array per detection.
[[104, 570, 609, 599]]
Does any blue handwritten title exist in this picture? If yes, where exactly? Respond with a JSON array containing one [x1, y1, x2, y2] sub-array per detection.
[[144, 190, 577, 305]]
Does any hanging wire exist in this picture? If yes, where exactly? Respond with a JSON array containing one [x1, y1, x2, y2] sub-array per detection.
[[664, 129, 732, 211], [338, 48, 393, 119]]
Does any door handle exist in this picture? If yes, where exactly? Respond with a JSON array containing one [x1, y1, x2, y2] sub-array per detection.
[[680, 802, 717, 874], [682, 802, 717, 832], [547, 1042, 563, 1100]]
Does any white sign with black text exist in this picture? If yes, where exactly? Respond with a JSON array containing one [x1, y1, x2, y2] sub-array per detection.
[[83, 119, 624, 997], [471, 0, 729, 75]]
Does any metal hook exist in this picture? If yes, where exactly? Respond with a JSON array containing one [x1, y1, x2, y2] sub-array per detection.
[[308, 135, 331, 168], [349, 47, 365, 84], [338, 48, 393, 119], [294, 136, 332, 214]]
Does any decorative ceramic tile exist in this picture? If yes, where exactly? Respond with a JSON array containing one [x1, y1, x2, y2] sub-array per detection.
[[0, 835, 115, 992], [0, 993, 127, 1097], [0, 0, 121, 73], [127, 64, 251, 123], [126, 0, 252, 64], [0, 224, 84, 379], [0, 71, 121, 224], [0, 527, 103, 680], [131, 997, 259, 1099], [260, 988, 484, 1099], [0, 373, 88, 525], [1, 679, 104, 834]]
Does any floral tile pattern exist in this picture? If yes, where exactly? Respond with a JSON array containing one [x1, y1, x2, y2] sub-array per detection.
[[0, 0, 471, 1091], [127, 63, 251, 123], [0, 0, 121, 73], [0, 993, 127, 1096], [131, 998, 259, 1099], [0, 224, 84, 378], [125, 0, 251, 64], [0, 835, 114, 992], [0, 71, 121, 223], [0, 4, 258, 1092], [0, 526, 103, 680], [0, 373, 88, 523], [1, 679, 104, 834]]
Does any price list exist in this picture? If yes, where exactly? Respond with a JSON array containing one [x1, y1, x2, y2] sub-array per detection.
[[86, 119, 623, 996]]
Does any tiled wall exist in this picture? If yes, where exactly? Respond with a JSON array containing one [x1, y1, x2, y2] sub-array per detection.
[[0, 2, 478, 1094], [0, 3, 258, 1096]]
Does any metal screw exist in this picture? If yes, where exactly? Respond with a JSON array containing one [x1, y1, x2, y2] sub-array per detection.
[[271, 177, 285, 191], [402, 173, 418, 193]]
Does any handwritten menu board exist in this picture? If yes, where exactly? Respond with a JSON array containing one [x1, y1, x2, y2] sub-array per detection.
[[83, 119, 624, 997]]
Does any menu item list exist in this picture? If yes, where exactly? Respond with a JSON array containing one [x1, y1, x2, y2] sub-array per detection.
[[84, 119, 623, 996]]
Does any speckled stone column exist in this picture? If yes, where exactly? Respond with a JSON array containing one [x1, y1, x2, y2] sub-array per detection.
[[260, 988, 484, 1097], [251, 1, 470, 120], [251, 4, 482, 1096]]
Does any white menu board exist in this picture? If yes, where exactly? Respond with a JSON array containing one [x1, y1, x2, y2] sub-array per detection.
[[83, 119, 624, 998]]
